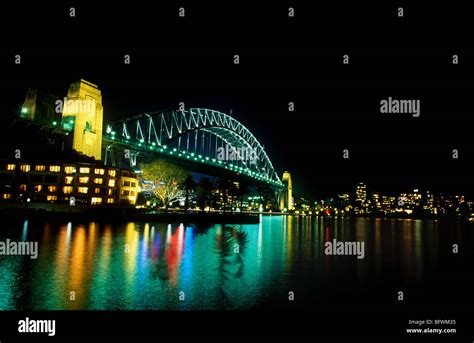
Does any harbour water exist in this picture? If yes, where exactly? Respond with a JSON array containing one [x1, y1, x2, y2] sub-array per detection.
[[0, 216, 473, 310]]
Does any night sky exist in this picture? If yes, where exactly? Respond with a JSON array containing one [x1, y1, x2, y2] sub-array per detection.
[[1, 2, 474, 200]]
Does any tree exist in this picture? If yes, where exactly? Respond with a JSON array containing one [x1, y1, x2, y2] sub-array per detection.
[[180, 174, 196, 214], [256, 186, 278, 211], [197, 177, 215, 212], [237, 183, 250, 212], [140, 160, 188, 211]]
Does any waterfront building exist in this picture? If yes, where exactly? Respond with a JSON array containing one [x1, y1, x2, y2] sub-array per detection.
[[0, 162, 138, 206]]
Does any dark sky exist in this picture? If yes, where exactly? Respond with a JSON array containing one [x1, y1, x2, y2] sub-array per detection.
[[1, 2, 474, 200]]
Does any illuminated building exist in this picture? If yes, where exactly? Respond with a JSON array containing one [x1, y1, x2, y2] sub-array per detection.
[[62, 79, 104, 160], [381, 195, 396, 213], [424, 191, 435, 213], [354, 182, 367, 213], [0, 162, 138, 205], [336, 193, 351, 213], [119, 170, 139, 205], [355, 182, 367, 203]]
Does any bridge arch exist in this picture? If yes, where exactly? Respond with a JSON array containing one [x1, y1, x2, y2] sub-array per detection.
[[105, 108, 282, 187]]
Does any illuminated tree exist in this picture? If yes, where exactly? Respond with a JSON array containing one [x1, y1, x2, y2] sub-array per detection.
[[140, 160, 188, 211]]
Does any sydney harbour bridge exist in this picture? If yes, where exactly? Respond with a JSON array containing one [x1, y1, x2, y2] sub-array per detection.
[[103, 109, 293, 211], [25, 79, 293, 211]]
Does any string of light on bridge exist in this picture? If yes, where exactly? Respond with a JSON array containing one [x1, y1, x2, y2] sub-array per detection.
[[104, 129, 283, 187]]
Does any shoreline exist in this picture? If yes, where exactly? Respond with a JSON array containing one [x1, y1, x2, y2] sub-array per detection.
[[0, 205, 261, 224], [0, 203, 470, 224]]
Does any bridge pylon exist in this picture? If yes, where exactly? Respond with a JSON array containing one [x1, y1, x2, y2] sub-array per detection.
[[279, 171, 294, 212], [62, 79, 103, 160]]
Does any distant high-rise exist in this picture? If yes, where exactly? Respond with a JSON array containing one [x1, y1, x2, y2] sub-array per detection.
[[355, 182, 367, 203]]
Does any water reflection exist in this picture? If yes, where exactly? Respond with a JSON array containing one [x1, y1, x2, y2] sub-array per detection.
[[0, 216, 470, 310]]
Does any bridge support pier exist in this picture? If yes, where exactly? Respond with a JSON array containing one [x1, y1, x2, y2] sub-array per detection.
[[279, 171, 293, 212]]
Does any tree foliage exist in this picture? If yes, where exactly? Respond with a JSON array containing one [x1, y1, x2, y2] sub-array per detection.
[[140, 160, 188, 209]]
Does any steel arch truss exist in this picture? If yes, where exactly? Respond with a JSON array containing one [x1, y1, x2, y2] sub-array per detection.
[[106, 108, 282, 187]]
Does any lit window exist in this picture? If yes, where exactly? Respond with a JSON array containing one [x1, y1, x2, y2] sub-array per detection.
[[79, 167, 90, 174], [63, 186, 73, 194], [20, 164, 30, 172], [34, 185, 42, 193], [35, 165, 46, 172], [108, 189, 114, 196], [3, 194, 12, 199], [108, 179, 116, 187], [94, 188, 101, 194], [108, 170, 116, 177], [49, 165, 60, 172], [47, 195, 57, 201], [48, 185, 57, 192], [77, 187, 88, 194], [79, 177, 89, 184], [94, 178, 103, 184], [91, 197, 102, 205], [65, 176, 74, 184], [130, 191, 135, 196], [94, 168, 105, 175], [107, 198, 114, 204], [19, 184, 27, 192], [6, 164, 15, 171], [64, 166, 76, 174]]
